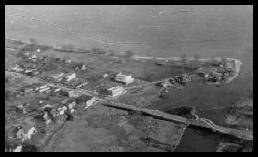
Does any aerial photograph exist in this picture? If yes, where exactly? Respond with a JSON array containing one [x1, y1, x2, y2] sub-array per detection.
[[5, 5, 253, 152]]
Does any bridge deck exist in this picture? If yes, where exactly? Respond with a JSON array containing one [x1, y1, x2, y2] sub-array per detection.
[[101, 100, 253, 141]]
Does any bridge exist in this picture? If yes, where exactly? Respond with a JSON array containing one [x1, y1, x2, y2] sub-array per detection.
[[100, 99, 253, 141], [187, 118, 253, 141]]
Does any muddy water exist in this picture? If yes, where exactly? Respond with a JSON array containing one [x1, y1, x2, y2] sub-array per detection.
[[175, 127, 219, 152], [174, 127, 235, 152]]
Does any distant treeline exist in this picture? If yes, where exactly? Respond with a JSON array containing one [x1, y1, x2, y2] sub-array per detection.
[[7, 37, 136, 58], [54, 45, 106, 54]]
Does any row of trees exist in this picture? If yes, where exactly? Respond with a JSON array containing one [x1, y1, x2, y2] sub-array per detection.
[[28, 38, 137, 58], [29, 38, 204, 61], [180, 54, 200, 62]]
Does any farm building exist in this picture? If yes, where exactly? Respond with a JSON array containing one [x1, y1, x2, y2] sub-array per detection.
[[68, 90, 81, 98], [50, 72, 65, 82], [64, 73, 76, 82], [115, 72, 134, 85], [106, 86, 125, 97]]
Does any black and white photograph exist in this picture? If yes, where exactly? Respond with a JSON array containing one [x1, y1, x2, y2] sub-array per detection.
[[5, 5, 253, 152]]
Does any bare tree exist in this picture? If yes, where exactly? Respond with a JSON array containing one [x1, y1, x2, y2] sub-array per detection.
[[29, 38, 39, 45], [5, 77, 8, 83], [180, 54, 187, 63], [193, 54, 200, 61], [108, 49, 116, 56], [78, 48, 90, 53], [62, 44, 75, 51], [91, 47, 106, 54]]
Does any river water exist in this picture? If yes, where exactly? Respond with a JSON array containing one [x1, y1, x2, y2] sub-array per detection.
[[175, 127, 220, 152]]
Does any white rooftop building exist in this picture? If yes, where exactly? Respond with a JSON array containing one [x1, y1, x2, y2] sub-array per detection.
[[115, 72, 134, 85], [13, 145, 22, 152], [68, 90, 80, 98], [11, 65, 23, 72], [58, 106, 67, 116], [85, 97, 97, 109], [107, 86, 125, 97], [38, 86, 50, 93], [81, 64, 86, 70], [65, 59, 72, 63], [29, 54, 37, 61], [51, 72, 65, 82], [16, 127, 36, 142], [64, 73, 76, 82]]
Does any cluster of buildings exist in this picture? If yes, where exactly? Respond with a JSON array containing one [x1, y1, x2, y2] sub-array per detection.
[[16, 126, 36, 142], [195, 67, 230, 84], [10, 64, 23, 72], [17, 83, 57, 97], [10, 43, 137, 99], [85, 97, 99, 109], [45, 72, 88, 89], [46, 71, 135, 98], [50, 72, 76, 83], [158, 74, 192, 90], [11, 72, 137, 140], [9, 64, 39, 77], [157, 58, 238, 90], [96, 72, 135, 98]]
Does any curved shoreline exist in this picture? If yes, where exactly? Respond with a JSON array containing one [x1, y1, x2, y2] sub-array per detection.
[[132, 55, 242, 84]]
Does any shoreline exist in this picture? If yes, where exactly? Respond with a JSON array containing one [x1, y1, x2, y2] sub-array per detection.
[[132, 55, 242, 85]]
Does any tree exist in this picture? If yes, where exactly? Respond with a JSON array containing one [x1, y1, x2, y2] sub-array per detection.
[[193, 54, 200, 61], [29, 38, 39, 45], [180, 54, 187, 63], [78, 48, 89, 53], [5, 77, 8, 83], [62, 44, 75, 51], [5, 90, 11, 100], [108, 49, 116, 56], [91, 48, 106, 54]]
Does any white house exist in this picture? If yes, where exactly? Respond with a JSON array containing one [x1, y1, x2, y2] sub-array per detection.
[[13, 145, 23, 152], [115, 72, 134, 85], [26, 127, 36, 140], [29, 54, 37, 60], [85, 97, 97, 109], [51, 72, 64, 82], [103, 73, 108, 78], [16, 127, 36, 142], [65, 59, 72, 63], [36, 49, 41, 53], [58, 106, 67, 116], [81, 64, 86, 70], [68, 102, 76, 109], [68, 90, 80, 98], [39, 86, 50, 93], [64, 73, 76, 82], [11, 65, 23, 72], [54, 88, 61, 92]]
